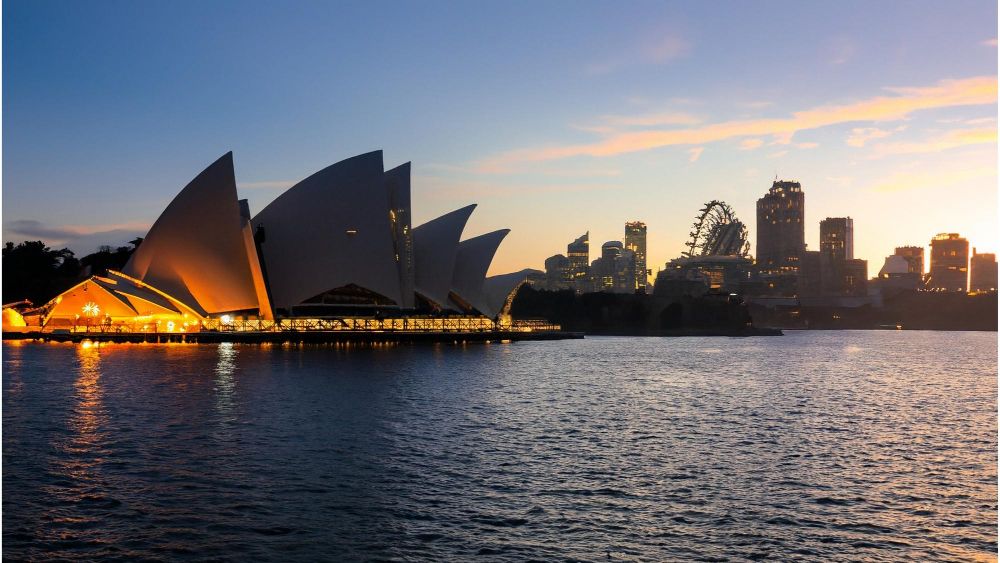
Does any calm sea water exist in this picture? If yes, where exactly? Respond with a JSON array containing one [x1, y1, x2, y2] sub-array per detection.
[[3, 332, 996, 561]]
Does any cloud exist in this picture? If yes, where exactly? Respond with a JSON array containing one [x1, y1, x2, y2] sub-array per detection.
[[796, 142, 819, 149], [828, 36, 857, 65], [688, 147, 705, 162], [869, 165, 995, 193], [767, 150, 789, 159], [846, 127, 894, 147], [869, 127, 997, 158], [4, 219, 149, 255], [644, 35, 691, 63], [586, 34, 690, 75], [739, 138, 764, 150], [414, 176, 619, 202], [598, 112, 702, 128], [475, 75, 998, 172], [983, 38, 998, 47]]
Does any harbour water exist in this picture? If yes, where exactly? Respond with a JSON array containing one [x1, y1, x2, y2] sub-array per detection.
[[3, 331, 996, 561]]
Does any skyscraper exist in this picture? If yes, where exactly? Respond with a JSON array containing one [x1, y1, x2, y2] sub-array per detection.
[[819, 217, 854, 261], [928, 233, 969, 292], [624, 221, 648, 293], [543, 254, 571, 290], [755, 180, 805, 275], [566, 232, 590, 293], [893, 246, 924, 276], [970, 248, 996, 292]]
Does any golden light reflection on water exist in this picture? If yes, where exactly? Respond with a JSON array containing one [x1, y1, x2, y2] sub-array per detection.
[[43, 342, 110, 504], [214, 342, 238, 427]]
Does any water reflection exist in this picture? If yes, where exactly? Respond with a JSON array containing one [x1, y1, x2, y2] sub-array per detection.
[[214, 342, 238, 426], [44, 342, 111, 509]]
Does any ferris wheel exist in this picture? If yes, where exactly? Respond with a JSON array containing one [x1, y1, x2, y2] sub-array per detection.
[[683, 200, 750, 258]]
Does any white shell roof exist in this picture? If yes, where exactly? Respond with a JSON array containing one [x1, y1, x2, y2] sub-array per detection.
[[450, 229, 510, 316], [121, 153, 263, 316], [412, 205, 476, 308], [251, 151, 405, 310]]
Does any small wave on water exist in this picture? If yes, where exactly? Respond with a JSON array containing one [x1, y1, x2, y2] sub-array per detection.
[[3, 331, 997, 561]]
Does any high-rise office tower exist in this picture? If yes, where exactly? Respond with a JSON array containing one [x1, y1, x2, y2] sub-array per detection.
[[566, 232, 590, 293], [819, 217, 854, 261], [624, 221, 648, 292], [543, 254, 571, 290], [756, 180, 805, 275], [928, 233, 969, 291], [970, 248, 996, 292], [893, 246, 924, 275]]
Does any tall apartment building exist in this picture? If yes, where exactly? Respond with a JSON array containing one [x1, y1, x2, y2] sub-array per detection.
[[756, 180, 805, 275], [928, 233, 969, 292], [624, 221, 648, 293]]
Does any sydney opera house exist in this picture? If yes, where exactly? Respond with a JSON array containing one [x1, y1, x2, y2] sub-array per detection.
[[27, 151, 545, 336]]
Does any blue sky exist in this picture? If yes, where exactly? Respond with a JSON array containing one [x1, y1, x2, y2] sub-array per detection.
[[4, 0, 997, 274]]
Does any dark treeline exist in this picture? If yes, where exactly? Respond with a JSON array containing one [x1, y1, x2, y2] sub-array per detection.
[[2, 239, 141, 306], [510, 286, 764, 335]]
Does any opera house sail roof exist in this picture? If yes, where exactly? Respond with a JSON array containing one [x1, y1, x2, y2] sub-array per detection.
[[412, 204, 476, 309], [38, 150, 523, 329], [121, 152, 265, 316], [251, 151, 407, 312]]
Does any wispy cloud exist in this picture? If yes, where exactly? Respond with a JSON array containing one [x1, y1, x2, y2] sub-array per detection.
[[828, 36, 857, 65], [739, 138, 764, 151], [796, 142, 819, 149], [869, 164, 995, 193], [869, 127, 997, 158], [586, 34, 691, 75], [767, 150, 788, 159], [475, 75, 997, 172], [3, 220, 150, 254], [688, 147, 705, 162], [414, 176, 619, 202], [598, 112, 702, 128], [846, 127, 894, 147], [983, 38, 998, 47]]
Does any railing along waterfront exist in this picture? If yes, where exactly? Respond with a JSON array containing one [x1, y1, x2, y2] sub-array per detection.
[[46, 316, 561, 334]]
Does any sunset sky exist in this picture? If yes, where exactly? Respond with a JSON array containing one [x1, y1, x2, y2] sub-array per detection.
[[4, 0, 997, 276]]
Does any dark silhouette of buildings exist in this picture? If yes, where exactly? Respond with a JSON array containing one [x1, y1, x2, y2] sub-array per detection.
[[928, 233, 969, 291], [970, 249, 997, 292], [624, 221, 648, 293]]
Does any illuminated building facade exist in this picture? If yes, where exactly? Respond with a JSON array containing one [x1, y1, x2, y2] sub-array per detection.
[[928, 233, 969, 292], [756, 181, 805, 275], [37, 151, 530, 332], [624, 221, 648, 293], [567, 232, 590, 294], [970, 249, 997, 292]]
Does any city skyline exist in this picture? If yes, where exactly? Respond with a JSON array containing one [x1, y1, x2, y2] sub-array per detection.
[[3, 1, 997, 276]]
